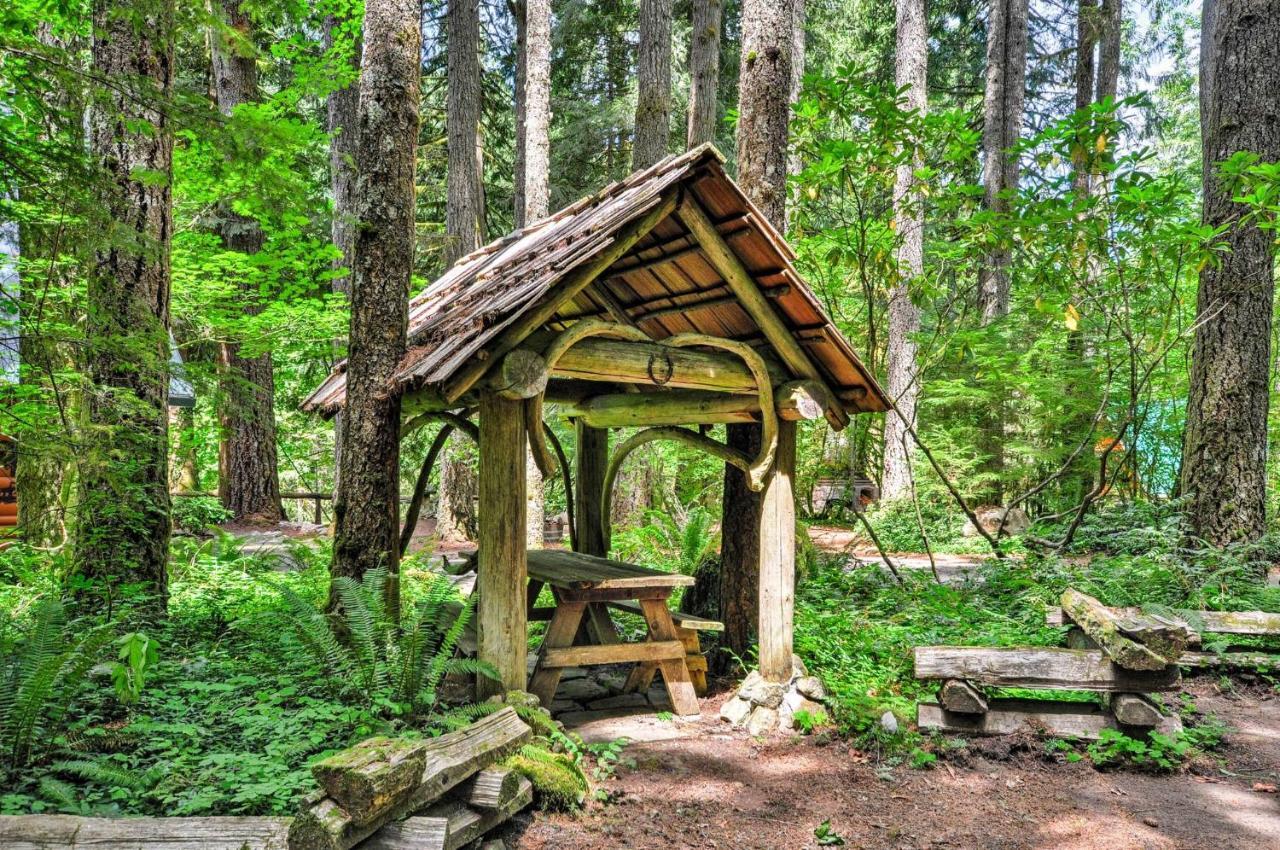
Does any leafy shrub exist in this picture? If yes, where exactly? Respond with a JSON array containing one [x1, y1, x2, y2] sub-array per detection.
[[1086, 729, 1194, 772], [0, 598, 113, 775], [172, 496, 233, 534], [272, 568, 496, 719]]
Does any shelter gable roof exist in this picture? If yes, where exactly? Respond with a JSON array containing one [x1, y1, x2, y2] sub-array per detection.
[[303, 145, 887, 418]]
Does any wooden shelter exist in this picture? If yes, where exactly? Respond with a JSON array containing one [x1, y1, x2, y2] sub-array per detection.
[[305, 144, 887, 696]]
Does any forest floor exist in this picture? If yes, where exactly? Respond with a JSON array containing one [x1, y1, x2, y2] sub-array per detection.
[[510, 677, 1280, 850]]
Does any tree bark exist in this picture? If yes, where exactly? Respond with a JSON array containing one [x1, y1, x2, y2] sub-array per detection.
[[436, 0, 485, 545], [514, 0, 551, 549], [720, 0, 794, 665], [1071, 0, 1098, 197], [324, 1, 362, 495], [210, 0, 283, 525], [76, 0, 176, 610], [976, 0, 1028, 322], [735, 0, 794, 227], [881, 0, 926, 503], [686, 0, 721, 147], [634, 0, 674, 169], [331, 0, 421, 611], [1095, 0, 1120, 105], [1180, 0, 1280, 547]]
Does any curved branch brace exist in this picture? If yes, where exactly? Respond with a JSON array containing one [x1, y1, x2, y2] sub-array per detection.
[[523, 395, 557, 480], [400, 409, 480, 442], [600, 427, 754, 544], [661, 332, 778, 485], [398, 410, 479, 556], [543, 423, 576, 551], [543, 319, 655, 378]]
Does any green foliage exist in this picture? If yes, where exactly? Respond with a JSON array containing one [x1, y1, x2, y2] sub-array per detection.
[[171, 497, 233, 534], [505, 745, 590, 812], [792, 708, 830, 734], [1086, 729, 1194, 772], [814, 819, 847, 846], [0, 598, 113, 775], [108, 632, 158, 705], [272, 567, 498, 719]]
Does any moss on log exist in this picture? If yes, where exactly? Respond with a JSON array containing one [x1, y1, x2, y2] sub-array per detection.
[[1060, 588, 1175, 670]]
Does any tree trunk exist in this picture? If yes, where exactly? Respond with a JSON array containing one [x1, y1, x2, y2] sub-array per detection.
[[436, 0, 484, 545], [210, 0, 283, 525], [331, 0, 421, 611], [720, 0, 794, 665], [76, 0, 176, 610], [881, 0, 926, 503], [324, 2, 362, 495], [15, 25, 79, 549], [686, 0, 721, 147], [735, 0, 794, 227], [1071, 0, 1097, 197], [634, 0, 674, 169], [1180, 0, 1279, 547], [976, 0, 1028, 322], [1095, 0, 1120, 105], [719, 422, 762, 664], [514, 0, 551, 549]]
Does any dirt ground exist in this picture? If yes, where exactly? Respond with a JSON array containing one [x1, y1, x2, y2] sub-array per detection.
[[504, 678, 1280, 850]]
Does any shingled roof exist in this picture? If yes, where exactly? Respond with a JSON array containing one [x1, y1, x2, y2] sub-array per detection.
[[303, 144, 887, 419]]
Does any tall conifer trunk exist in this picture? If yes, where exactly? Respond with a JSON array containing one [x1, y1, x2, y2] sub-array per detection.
[[881, 0, 927, 502], [514, 0, 551, 548], [435, 0, 484, 545], [210, 0, 283, 525], [1180, 0, 1280, 547], [720, 0, 794, 664], [686, 0, 721, 148], [76, 0, 176, 610], [331, 0, 421, 610], [634, 0, 673, 168]]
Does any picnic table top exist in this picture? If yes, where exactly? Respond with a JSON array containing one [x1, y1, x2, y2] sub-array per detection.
[[526, 549, 695, 591]]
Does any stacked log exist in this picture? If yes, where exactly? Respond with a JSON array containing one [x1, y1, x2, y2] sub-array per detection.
[[288, 707, 533, 850], [914, 589, 1197, 740]]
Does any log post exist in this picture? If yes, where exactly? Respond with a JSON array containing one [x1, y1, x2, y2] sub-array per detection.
[[478, 392, 528, 697], [574, 421, 608, 556], [758, 419, 796, 682]]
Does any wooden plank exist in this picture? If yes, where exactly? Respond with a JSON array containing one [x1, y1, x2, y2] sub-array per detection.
[[363, 776, 533, 850], [452, 768, 519, 810], [574, 421, 609, 556], [674, 196, 847, 429], [1060, 588, 1175, 670], [758, 420, 797, 682], [478, 392, 528, 698], [607, 599, 724, 632], [542, 639, 686, 668], [0, 816, 290, 850], [637, 598, 702, 717], [917, 699, 1182, 740], [1048, 606, 1280, 636], [913, 646, 1181, 691], [1179, 650, 1280, 670], [528, 600, 586, 707], [526, 549, 695, 589], [288, 709, 532, 850], [443, 192, 678, 403]]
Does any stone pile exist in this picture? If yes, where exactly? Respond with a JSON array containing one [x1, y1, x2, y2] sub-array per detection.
[[718, 656, 827, 734]]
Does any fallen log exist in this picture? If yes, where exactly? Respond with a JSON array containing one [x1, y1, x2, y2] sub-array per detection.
[[938, 679, 988, 714], [913, 646, 1181, 692], [289, 708, 532, 850], [0, 815, 289, 850], [1179, 650, 1280, 671], [1060, 589, 1177, 669], [361, 775, 533, 850], [917, 698, 1183, 740], [453, 768, 520, 810], [1047, 606, 1280, 637]]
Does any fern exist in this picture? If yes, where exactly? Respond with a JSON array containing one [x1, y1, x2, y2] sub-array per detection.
[[38, 777, 81, 813], [51, 758, 153, 791]]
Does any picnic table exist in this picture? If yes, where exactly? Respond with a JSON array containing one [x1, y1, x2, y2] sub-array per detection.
[[525, 550, 705, 717]]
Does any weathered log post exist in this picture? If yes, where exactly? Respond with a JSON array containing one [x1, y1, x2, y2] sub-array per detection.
[[574, 420, 608, 556], [758, 419, 796, 682], [478, 392, 529, 697]]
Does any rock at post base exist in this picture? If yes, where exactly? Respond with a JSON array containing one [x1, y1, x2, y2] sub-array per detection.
[[746, 706, 780, 736], [719, 695, 752, 726], [738, 671, 786, 709]]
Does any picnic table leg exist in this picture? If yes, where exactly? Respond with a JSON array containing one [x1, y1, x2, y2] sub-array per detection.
[[638, 599, 701, 717], [528, 600, 586, 708]]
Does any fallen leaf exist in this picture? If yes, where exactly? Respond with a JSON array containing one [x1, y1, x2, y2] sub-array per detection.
[[1252, 783, 1278, 793]]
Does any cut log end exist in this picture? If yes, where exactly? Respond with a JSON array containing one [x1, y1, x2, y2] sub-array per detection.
[[938, 678, 988, 714]]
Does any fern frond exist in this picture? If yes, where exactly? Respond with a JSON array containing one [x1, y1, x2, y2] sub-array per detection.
[[332, 576, 384, 694], [51, 758, 153, 791], [38, 776, 81, 813]]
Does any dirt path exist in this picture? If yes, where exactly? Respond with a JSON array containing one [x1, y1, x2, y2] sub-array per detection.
[[506, 679, 1280, 850]]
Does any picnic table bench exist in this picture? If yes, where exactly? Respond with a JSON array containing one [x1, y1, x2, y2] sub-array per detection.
[[525, 550, 720, 717]]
